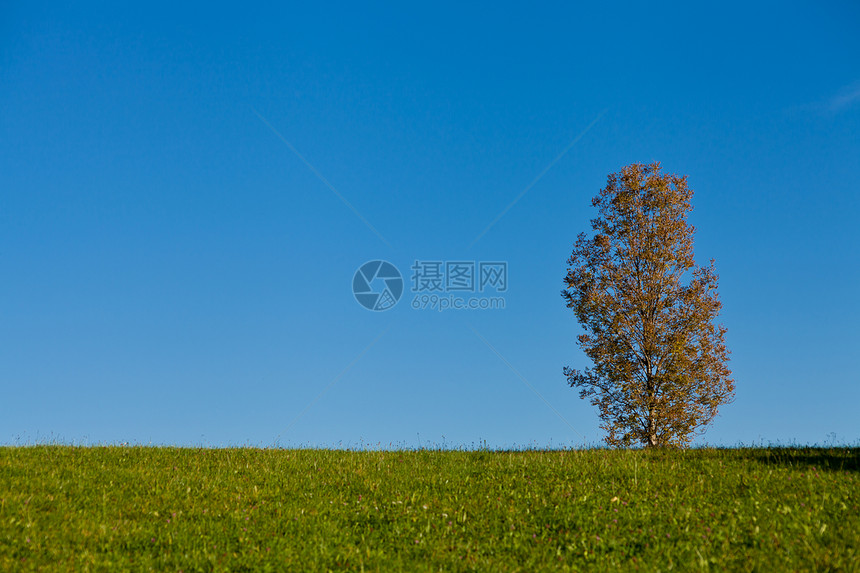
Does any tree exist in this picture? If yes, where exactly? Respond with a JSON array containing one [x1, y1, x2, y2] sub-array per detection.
[[562, 162, 734, 448]]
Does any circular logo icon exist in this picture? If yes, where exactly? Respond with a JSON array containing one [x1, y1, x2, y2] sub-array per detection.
[[352, 260, 403, 311]]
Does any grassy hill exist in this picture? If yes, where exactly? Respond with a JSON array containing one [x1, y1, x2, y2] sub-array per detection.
[[1, 446, 857, 571]]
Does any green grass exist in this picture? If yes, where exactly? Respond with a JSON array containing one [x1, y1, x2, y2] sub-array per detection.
[[1, 446, 857, 572]]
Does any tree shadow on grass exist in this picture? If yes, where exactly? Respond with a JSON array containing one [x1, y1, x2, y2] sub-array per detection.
[[745, 447, 860, 473]]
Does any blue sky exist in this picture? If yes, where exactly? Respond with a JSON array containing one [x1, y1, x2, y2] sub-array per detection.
[[2, 2, 858, 448]]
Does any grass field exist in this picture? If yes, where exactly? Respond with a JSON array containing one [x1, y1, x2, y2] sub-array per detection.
[[1, 446, 857, 572]]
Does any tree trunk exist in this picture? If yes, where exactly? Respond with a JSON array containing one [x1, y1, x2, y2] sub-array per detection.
[[645, 374, 658, 447], [646, 413, 658, 448]]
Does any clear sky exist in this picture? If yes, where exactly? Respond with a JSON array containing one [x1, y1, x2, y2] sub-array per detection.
[[2, 2, 858, 448]]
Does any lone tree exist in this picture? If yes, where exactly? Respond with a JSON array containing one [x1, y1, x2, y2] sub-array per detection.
[[563, 162, 734, 448]]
